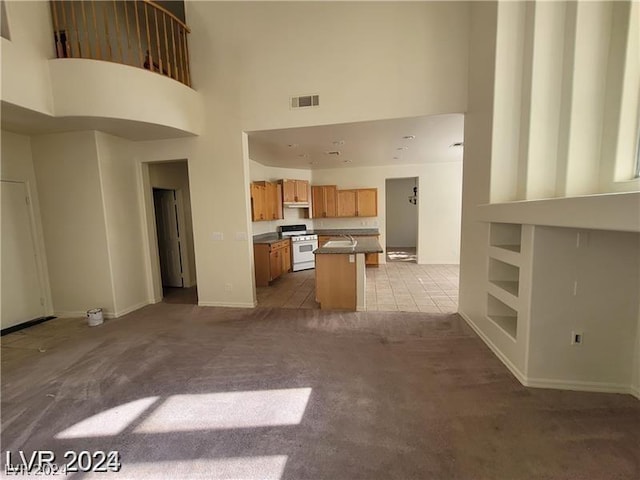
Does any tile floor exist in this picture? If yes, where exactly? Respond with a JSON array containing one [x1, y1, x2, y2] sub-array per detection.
[[256, 263, 459, 313]]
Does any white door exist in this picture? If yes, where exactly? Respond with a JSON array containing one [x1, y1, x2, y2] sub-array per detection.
[[153, 189, 183, 288], [1, 181, 45, 329]]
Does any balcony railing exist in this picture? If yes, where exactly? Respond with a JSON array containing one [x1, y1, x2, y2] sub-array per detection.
[[49, 0, 191, 87]]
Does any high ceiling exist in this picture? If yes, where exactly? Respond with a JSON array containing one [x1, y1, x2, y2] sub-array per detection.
[[248, 113, 464, 170]]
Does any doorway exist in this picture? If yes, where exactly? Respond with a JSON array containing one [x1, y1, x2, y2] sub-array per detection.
[[385, 177, 418, 263], [147, 160, 197, 305]]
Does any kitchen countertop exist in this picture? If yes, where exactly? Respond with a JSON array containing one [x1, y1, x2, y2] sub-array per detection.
[[314, 236, 383, 255], [253, 228, 380, 244], [252, 232, 287, 245], [311, 228, 379, 236]]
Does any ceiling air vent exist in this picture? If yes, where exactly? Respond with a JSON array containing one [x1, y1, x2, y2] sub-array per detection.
[[291, 94, 319, 109]]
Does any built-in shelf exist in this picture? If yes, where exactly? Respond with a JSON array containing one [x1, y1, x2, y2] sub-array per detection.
[[490, 223, 522, 253], [488, 245, 521, 266], [491, 280, 519, 296], [487, 294, 518, 340]]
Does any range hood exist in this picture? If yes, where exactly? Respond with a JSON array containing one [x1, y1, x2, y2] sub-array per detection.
[[284, 201, 310, 208]]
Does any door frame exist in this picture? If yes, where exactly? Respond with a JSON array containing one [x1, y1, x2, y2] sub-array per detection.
[[139, 160, 195, 303], [384, 176, 420, 262]]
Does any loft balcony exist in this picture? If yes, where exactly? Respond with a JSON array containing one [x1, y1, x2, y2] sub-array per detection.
[[49, 0, 191, 87]]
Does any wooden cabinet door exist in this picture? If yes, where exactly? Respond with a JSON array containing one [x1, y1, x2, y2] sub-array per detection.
[[282, 180, 296, 203], [312, 186, 324, 218], [356, 188, 377, 217], [282, 242, 291, 273], [337, 190, 357, 217], [269, 248, 281, 280], [295, 180, 309, 202], [250, 183, 266, 221], [275, 183, 283, 219]]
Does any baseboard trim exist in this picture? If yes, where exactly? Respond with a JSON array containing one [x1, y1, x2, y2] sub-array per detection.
[[198, 301, 257, 308], [113, 301, 149, 318], [458, 310, 528, 385], [460, 310, 639, 400], [524, 377, 634, 396], [1, 316, 57, 336]]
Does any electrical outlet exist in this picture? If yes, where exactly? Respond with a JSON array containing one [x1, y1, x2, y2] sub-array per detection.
[[212, 232, 224, 241], [571, 331, 583, 345]]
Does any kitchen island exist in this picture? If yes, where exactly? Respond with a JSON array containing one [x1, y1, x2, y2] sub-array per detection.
[[314, 237, 383, 311]]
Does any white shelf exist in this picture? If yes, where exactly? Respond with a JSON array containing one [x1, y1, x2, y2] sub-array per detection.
[[488, 245, 521, 267], [487, 281, 519, 311], [487, 293, 518, 340], [491, 280, 519, 297], [487, 314, 518, 340]]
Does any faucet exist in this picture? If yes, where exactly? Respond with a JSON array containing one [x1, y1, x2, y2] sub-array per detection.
[[341, 234, 355, 245]]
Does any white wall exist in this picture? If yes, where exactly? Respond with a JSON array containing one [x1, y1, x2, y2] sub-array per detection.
[[1, 0, 54, 114], [48, 59, 203, 136], [385, 178, 418, 248], [31, 131, 115, 317], [528, 227, 640, 391], [148, 161, 197, 287], [0, 130, 53, 316], [312, 162, 462, 264], [95, 132, 148, 316]]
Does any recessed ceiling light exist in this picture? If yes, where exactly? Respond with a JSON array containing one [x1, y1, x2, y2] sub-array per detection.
[[402, 135, 416, 140], [450, 142, 464, 148], [397, 147, 408, 151], [287, 143, 298, 148]]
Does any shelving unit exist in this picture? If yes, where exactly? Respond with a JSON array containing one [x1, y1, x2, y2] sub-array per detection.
[[486, 223, 522, 340], [487, 293, 518, 340]]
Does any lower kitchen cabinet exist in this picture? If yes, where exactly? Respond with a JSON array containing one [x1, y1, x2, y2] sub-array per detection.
[[254, 239, 292, 286]]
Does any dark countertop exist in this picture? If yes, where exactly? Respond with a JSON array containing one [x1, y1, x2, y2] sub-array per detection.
[[253, 228, 380, 244], [252, 232, 286, 245], [314, 236, 383, 255], [310, 228, 379, 236]]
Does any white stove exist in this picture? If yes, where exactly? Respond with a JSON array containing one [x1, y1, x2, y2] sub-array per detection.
[[280, 224, 318, 271]]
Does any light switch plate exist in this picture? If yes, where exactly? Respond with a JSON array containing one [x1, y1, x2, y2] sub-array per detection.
[[211, 232, 224, 241]]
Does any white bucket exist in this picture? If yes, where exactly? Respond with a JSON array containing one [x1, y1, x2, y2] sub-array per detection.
[[87, 308, 104, 327]]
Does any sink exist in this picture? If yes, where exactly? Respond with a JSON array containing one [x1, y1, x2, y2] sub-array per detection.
[[323, 240, 357, 249]]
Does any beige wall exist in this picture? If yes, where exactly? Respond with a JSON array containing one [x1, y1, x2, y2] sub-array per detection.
[[31, 131, 115, 317], [148, 161, 197, 287], [95, 132, 148, 316], [1, 130, 53, 316]]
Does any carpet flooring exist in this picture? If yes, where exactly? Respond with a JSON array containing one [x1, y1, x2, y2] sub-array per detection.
[[1, 304, 639, 479]]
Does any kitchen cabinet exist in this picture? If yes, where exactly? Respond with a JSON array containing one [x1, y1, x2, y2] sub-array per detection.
[[254, 239, 292, 286], [336, 188, 377, 217], [251, 181, 283, 222], [250, 183, 266, 221], [311, 185, 337, 218], [282, 179, 309, 203]]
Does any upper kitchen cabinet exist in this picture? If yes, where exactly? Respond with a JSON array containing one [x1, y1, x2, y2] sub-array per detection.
[[356, 188, 378, 217], [311, 185, 337, 218], [337, 188, 378, 217], [282, 179, 309, 204], [251, 181, 283, 222]]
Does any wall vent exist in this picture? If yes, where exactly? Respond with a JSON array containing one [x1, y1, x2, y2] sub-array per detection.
[[291, 94, 319, 109]]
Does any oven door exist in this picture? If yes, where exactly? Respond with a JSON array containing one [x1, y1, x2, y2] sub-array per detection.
[[292, 239, 318, 270]]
